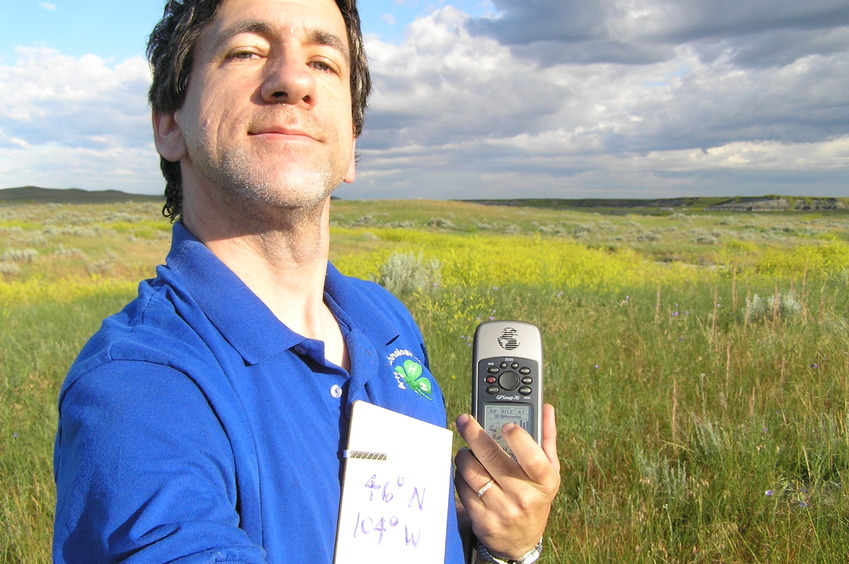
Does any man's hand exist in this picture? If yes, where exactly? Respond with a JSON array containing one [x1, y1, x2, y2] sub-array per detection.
[[454, 404, 561, 560]]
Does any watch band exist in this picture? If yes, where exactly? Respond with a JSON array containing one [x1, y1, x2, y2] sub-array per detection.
[[475, 539, 543, 564]]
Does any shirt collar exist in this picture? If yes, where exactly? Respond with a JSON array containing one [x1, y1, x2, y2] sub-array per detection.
[[323, 262, 401, 348], [165, 223, 401, 365], [166, 223, 302, 365]]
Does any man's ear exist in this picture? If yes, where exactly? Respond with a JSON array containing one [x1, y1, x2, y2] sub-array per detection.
[[152, 112, 187, 162], [343, 138, 356, 184]]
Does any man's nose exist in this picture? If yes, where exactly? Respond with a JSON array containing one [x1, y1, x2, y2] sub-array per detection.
[[260, 55, 316, 108]]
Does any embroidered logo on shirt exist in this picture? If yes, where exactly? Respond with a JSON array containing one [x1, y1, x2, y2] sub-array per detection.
[[387, 349, 433, 400]]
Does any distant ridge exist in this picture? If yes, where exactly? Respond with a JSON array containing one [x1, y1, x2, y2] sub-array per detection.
[[0, 186, 162, 204], [464, 195, 849, 212], [2, 187, 846, 211]]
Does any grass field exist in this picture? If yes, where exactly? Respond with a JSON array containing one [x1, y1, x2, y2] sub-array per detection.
[[2, 199, 849, 562]]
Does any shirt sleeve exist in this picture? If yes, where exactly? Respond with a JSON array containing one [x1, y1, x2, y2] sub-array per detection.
[[53, 360, 267, 563]]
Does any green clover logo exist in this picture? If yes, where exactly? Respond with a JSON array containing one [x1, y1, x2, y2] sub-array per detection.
[[394, 359, 433, 400]]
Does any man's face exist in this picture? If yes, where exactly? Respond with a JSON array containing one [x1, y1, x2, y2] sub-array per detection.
[[159, 0, 356, 214]]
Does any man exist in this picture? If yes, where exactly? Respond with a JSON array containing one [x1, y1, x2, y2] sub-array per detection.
[[52, 0, 560, 562]]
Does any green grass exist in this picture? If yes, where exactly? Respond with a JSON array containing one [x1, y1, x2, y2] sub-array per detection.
[[2, 200, 849, 562], [418, 280, 849, 562], [2, 289, 135, 562]]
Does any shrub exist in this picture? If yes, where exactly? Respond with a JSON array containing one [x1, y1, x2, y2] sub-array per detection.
[[375, 252, 442, 297], [744, 291, 802, 323], [2, 248, 38, 262], [426, 217, 456, 230], [86, 251, 118, 276], [0, 262, 20, 276]]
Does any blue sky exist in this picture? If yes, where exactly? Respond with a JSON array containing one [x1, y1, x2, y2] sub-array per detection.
[[0, 1, 494, 60], [1, 0, 848, 199]]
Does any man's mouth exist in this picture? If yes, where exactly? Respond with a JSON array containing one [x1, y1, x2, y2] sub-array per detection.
[[249, 126, 316, 141]]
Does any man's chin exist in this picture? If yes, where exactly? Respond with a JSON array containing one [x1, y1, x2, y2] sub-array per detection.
[[231, 176, 337, 217]]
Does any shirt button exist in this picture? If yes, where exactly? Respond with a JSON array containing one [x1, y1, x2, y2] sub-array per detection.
[[330, 384, 343, 399]]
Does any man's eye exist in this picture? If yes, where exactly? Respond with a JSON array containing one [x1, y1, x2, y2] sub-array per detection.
[[228, 51, 260, 61], [310, 59, 337, 74]]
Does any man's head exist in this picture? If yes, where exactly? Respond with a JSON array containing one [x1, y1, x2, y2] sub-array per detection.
[[147, 0, 371, 220]]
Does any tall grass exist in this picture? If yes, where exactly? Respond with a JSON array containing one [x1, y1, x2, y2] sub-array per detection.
[[409, 276, 849, 562], [2, 200, 848, 562], [1, 288, 136, 562]]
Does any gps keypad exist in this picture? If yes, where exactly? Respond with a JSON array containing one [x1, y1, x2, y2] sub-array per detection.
[[478, 357, 537, 397]]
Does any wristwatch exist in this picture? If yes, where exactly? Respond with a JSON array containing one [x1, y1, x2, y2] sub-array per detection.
[[475, 539, 543, 564]]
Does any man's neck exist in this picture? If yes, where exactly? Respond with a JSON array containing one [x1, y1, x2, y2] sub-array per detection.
[[182, 196, 343, 357]]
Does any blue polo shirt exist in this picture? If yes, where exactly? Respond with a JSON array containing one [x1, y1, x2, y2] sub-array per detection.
[[53, 223, 464, 563]]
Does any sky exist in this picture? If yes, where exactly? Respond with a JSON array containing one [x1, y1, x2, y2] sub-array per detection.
[[1, 0, 847, 200]]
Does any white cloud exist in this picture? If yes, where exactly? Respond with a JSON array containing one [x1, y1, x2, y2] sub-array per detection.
[[347, 5, 849, 199], [0, 141, 161, 192], [0, 47, 159, 193], [0, 47, 150, 122], [2, 3, 848, 200], [466, 0, 849, 66], [39, 3, 57, 11]]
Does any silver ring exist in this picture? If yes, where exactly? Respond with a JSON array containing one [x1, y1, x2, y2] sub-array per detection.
[[476, 479, 495, 498]]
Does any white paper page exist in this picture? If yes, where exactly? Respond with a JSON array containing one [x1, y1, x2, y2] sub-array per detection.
[[334, 401, 453, 564]]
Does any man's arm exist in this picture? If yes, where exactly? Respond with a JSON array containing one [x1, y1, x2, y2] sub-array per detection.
[[454, 404, 561, 562], [53, 362, 266, 563]]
